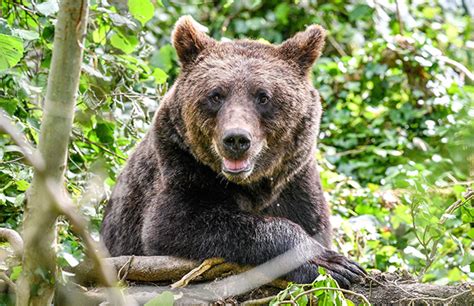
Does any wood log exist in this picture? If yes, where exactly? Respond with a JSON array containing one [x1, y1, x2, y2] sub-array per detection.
[[68, 256, 474, 305]]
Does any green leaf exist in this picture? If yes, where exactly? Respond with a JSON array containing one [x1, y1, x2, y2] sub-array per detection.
[[128, 0, 155, 26], [36, 0, 59, 17], [150, 44, 176, 72], [275, 3, 290, 25], [349, 4, 373, 22], [92, 24, 109, 44], [0, 19, 12, 35], [0, 34, 24, 71], [0, 98, 18, 114], [223, 0, 234, 8], [110, 31, 138, 54], [10, 266, 22, 281], [12, 29, 39, 41], [294, 291, 308, 306], [15, 180, 30, 191], [145, 291, 174, 306], [152, 68, 168, 84], [95, 121, 115, 144]]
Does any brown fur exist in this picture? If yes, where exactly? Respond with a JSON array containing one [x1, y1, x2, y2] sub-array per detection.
[[101, 16, 365, 288]]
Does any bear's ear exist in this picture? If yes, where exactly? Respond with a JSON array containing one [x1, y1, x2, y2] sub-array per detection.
[[278, 25, 326, 74], [172, 16, 216, 67]]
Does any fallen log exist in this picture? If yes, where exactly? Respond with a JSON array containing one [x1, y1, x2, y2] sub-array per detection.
[[67, 256, 473, 305], [351, 271, 473, 305]]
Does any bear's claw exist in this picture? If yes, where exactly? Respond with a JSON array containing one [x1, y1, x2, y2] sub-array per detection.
[[312, 249, 367, 289]]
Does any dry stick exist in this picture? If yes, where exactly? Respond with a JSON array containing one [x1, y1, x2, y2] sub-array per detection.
[[118, 256, 135, 283], [171, 258, 225, 289], [0, 228, 24, 257], [438, 55, 474, 81], [241, 295, 278, 305]]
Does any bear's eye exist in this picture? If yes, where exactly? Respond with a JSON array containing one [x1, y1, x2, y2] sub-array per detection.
[[209, 92, 223, 105], [256, 92, 270, 105]]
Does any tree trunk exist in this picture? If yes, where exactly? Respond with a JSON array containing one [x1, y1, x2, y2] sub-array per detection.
[[16, 1, 89, 305]]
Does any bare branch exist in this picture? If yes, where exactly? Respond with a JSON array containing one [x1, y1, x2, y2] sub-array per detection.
[[438, 55, 474, 81], [0, 112, 44, 171], [0, 228, 24, 257]]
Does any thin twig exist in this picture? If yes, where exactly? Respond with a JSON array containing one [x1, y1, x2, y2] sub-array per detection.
[[72, 130, 127, 161], [274, 300, 297, 306], [327, 34, 348, 57], [118, 255, 134, 282], [440, 189, 474, 224], [0, 157, 25, 165], [332, 147, 366, 157], [0, 112, 45, 170], [409, 201, 435, 280], [316, 12, 347, 57], [0, 272, 16, 293], [438, 55, 474, 81], [171, 258, 225, 288], [241, 295, 278, 305]]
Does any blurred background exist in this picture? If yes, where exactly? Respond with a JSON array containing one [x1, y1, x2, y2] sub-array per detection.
[[0, 0, 473, 289]]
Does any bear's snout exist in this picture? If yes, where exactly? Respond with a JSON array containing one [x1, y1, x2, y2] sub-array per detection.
[[219, 128, 254, 177], [222, 128, 251, 157]]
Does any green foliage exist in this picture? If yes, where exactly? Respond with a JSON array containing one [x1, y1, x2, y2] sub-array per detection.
[[270, 268, 366, 306], [0, 0, 472, 298], [144, 291, 175, 306], [0, 34, 24, 71], [128, 0, 156, 26]]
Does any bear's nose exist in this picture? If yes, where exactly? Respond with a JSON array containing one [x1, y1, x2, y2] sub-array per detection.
[[222, 129, 251, 156]]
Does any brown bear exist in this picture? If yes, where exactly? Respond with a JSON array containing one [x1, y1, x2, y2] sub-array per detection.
[[100, 16, 365, 288]]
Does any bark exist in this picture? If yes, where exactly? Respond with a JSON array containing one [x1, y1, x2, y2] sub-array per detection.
[[71, 256, 201, 285], [351, 271, 473, 305], [15, 1, 89, 305], [70, 256, 474, 305]]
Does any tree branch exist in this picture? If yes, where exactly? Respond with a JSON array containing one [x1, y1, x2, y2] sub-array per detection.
[[0, 228, 24, 257], [0, 112, 125, 305]]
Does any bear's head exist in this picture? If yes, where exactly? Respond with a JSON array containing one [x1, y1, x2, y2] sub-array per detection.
[[170, 16, 326, 185]]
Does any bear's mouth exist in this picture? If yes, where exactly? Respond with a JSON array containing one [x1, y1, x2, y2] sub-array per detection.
[[222, 158, 253, 175]]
